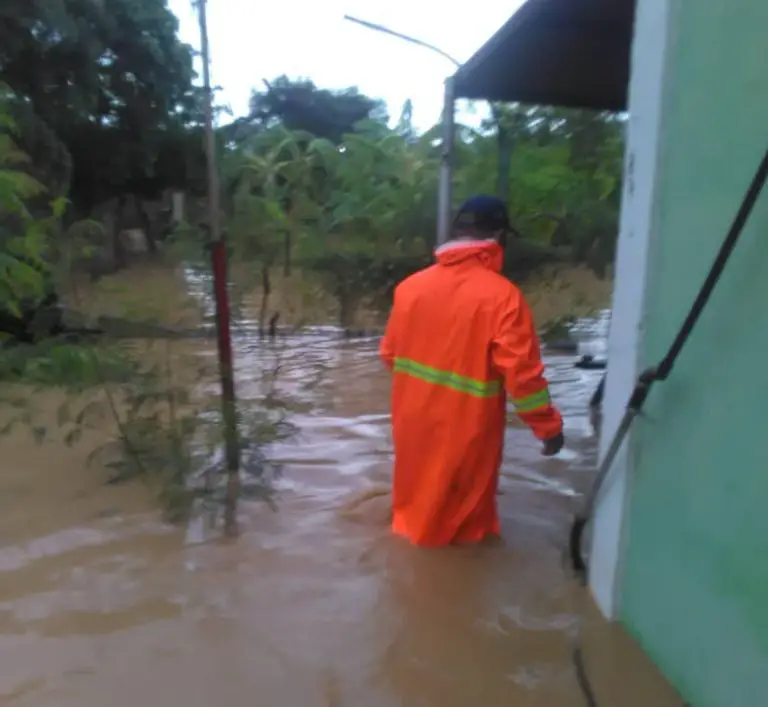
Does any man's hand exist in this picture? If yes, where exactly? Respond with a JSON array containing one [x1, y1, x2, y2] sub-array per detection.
[[541, 432, 564, 457]]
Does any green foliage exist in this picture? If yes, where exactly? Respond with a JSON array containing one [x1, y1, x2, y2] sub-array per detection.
[[0, 64, 295, 530], [0, 93, 61, 318], [5, 0, 624, 301], [220, 87, 623, 327], [0, 336, 300, 524], [81, 340, 298, 523], [0, 0, 205, 211], [0, 340, 139, 388]]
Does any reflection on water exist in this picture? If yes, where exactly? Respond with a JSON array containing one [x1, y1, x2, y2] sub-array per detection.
[[0, 284, 683, 706]]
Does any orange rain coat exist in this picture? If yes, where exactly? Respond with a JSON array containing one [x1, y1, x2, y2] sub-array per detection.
[[380, 239, 563, 547]]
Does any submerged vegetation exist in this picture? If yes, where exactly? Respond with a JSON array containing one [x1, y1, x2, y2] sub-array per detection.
[[0, 0, 622, 526]]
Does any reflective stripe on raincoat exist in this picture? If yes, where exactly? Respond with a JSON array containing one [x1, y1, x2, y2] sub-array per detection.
[[380, 239, 563, 547]]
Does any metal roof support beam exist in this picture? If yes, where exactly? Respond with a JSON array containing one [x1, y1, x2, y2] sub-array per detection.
[[437, 77, 456, 246]]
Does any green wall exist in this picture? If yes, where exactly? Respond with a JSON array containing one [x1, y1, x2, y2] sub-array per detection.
[[619, 1, 768, 706]]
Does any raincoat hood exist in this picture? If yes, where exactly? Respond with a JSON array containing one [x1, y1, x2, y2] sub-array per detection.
[[434, 239, 504, 273]]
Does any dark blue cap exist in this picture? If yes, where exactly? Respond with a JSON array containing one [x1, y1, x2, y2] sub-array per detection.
[[453, 194, 510, 232]]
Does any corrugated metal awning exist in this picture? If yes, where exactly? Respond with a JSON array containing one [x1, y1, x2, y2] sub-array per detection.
[[452, 0, 636, 112]]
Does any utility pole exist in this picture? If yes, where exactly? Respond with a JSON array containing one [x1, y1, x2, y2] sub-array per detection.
[[343, 16, 514, 242], [343, 15, 458, 245], [196, 0, 240, 535]]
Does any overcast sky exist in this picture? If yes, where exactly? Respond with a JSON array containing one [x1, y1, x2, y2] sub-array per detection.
[[168, 0, 521, 130]]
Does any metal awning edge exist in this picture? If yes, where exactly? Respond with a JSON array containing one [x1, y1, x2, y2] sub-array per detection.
[[452, 0, 550, 97]]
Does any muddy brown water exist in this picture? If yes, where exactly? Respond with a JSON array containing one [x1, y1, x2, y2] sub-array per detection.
[[1, 297, 684, 705]]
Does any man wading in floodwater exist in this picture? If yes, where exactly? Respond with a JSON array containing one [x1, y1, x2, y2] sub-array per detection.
[[380, 195, 564, 547]]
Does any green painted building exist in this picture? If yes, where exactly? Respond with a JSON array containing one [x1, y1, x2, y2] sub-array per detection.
[[596, 2, 768, 704], [447, 1, 768, 704]]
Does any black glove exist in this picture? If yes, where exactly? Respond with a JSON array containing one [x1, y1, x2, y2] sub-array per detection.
[[541, 432, 564, 457]]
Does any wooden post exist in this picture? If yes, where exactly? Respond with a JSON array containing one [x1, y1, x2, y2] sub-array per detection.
[[196, 0, 240, 535]]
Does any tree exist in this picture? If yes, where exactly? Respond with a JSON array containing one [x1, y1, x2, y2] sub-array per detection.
[[224, 76, 389, 146], [0, 0, 203, 212], [211, 72, 627, 329]]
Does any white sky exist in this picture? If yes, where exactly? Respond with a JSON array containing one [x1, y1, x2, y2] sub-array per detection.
[[168, 0, 521, 130]]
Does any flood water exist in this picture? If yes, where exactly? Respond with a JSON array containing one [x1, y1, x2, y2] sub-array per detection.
[[0, 275, 685, 706]]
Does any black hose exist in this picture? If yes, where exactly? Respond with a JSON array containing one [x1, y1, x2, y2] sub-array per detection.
[[589, 373, 606, 408], [569, 517, 589, 578], [568, 146, 768, 579], [655, 148, 768, 380], [573, 644, 599, 707]]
